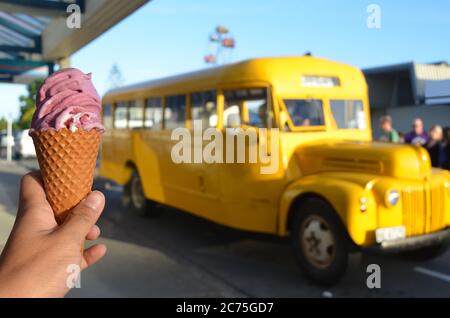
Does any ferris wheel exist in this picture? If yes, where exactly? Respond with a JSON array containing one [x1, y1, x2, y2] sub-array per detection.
[[204, 25, 235, 65]]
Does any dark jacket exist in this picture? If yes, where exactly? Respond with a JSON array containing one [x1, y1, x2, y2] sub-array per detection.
[[444, 142, 450, 170], [426, 141, 445, 168]]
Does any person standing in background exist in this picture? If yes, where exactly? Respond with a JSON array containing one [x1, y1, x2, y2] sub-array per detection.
[[379, 115, 400, 143], [425, 125, 445, 168], [404, 118, 429, 146], [443, 127, 450, 170]]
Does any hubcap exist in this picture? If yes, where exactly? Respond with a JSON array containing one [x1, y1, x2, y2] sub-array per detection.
[[131, 174, 145, 210], [299, 215, 336, 268]]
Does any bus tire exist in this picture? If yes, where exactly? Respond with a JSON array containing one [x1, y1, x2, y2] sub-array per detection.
[[290, 197, 349, 286], [123, 169, 161, 217], [401, 243, 448, 261]]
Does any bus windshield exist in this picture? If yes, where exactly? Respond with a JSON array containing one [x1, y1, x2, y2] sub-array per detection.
[[330, 99, 366, 129], [283, 98, 366, 130], [283, 99, 324, 127]]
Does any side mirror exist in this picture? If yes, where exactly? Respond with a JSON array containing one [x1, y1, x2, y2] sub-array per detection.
[[279, 110, 290, 131]]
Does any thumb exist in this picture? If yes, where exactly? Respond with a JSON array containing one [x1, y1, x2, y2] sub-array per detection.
[[60, 191, 105, 243]]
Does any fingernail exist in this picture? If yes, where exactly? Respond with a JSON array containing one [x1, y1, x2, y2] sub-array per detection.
[[83, 191, 103, 210]]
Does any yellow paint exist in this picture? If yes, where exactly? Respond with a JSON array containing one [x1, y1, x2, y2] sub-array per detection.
[[100, 56, 450, 247]]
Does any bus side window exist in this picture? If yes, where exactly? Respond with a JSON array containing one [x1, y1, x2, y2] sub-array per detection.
[[145, 97, 162, 129], [128, 100, 144, 128], [223, 90, 241, 128], [114, 102, 128, 129], [223, 88, 268, 128], [103, 104, 113, 129], [191, 90, 217, 128], [165, 95, 186, 129]]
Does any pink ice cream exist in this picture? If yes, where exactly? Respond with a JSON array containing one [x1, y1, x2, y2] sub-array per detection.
[[30, 68, 104, 133]]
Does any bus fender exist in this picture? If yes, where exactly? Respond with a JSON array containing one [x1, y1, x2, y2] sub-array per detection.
[[278, 175, 377, 246]]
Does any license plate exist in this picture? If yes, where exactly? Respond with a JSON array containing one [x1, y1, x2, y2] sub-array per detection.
[[375, 226, 406, 243]]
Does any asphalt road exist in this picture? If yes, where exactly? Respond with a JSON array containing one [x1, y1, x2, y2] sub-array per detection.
[[0, 159, 449, 297]]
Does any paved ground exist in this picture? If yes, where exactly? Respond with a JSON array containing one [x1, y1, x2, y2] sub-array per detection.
[[0, 159, 449, 297]]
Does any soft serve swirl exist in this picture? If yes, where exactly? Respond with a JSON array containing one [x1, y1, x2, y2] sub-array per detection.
[[31, 68, 104, 132]]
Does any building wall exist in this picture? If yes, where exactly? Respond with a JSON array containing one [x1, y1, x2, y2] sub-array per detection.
[[415, 64, 450, 98], [371, 105, 450, 139]]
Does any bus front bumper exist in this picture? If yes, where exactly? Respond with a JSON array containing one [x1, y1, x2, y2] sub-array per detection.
[[367, 228, 450, 253]]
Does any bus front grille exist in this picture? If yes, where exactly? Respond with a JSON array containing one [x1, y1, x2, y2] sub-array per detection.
[[430, 183, 445, 232], [402, 186, 426, 236], [401, 183, 446, 236]]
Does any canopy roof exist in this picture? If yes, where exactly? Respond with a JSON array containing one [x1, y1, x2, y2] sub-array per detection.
[[0, 0, 149, 84]]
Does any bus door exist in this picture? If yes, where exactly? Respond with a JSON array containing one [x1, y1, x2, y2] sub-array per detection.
[[220, 87, 282, 232], [154, 91, 221, 218], [188, 90, 222, 206]]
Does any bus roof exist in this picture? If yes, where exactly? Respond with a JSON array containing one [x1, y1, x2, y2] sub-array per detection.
[[103, 56, 367, 102]]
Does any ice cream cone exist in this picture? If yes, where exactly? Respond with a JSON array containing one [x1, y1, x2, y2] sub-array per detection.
[[30, 128, 101, 224]]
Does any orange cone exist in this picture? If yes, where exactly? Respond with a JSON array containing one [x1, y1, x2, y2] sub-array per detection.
[[30, 128, 101, 224]]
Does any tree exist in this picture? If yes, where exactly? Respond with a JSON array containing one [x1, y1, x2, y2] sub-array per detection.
[[17, 79, 43, 129], [106, 63, 125, 90], [0, 116, 7, 131]]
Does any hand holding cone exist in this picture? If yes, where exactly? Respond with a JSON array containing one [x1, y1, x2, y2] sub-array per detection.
[[30, 68, 104, 225], [31, 129, 101, 224]]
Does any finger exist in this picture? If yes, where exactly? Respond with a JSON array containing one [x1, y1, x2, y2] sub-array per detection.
[[86, 224, 101, 241], [17, 172, 56, 227], [18, 171, 48, 213], [81, 244, 106, 270], [61, 191, 105, 243]]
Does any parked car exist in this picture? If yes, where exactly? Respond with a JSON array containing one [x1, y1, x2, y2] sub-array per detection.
[[14, 129, 36, 159]]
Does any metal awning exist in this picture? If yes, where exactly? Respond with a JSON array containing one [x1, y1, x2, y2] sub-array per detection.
[[363, 61, 450, 108], [0, 0, 149, 84], [0, 2, 58, 82]]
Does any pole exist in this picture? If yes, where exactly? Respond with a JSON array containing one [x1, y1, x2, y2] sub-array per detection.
[[58, 57, 71, 69], [6, 116, 12, 162]]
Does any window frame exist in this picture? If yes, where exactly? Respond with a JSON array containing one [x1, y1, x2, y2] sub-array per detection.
[[144, 96, 163, 129], [189, 90, 218, 129], [102, 103, 114, 130], [279, 96, 327, 132], [222, 87, 273, 129], [113, 101, 129, 129], [128, 99, 145, 129], [163, 94, 187, 130], [329, 99, 366, 130]]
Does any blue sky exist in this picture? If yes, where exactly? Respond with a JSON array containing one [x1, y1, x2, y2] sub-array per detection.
[[1, 0, 449, 118]]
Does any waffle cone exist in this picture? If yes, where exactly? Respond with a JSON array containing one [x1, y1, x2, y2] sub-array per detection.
[[30, 128, 101, 224]]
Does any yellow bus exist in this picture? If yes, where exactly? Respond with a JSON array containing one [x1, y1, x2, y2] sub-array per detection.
[[101, 56, 450, 285]]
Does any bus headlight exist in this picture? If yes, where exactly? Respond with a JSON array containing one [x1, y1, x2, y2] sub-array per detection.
[[385, 189, 400, 207]]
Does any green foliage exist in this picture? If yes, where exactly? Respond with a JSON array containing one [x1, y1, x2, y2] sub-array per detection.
[[16, 79, 43, 129], [0, 116, 7, 131]]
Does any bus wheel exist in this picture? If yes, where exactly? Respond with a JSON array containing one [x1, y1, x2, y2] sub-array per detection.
[[124, 169, 161, 217], [401, 243, 448, 261], [290, 197, 349, 286]]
